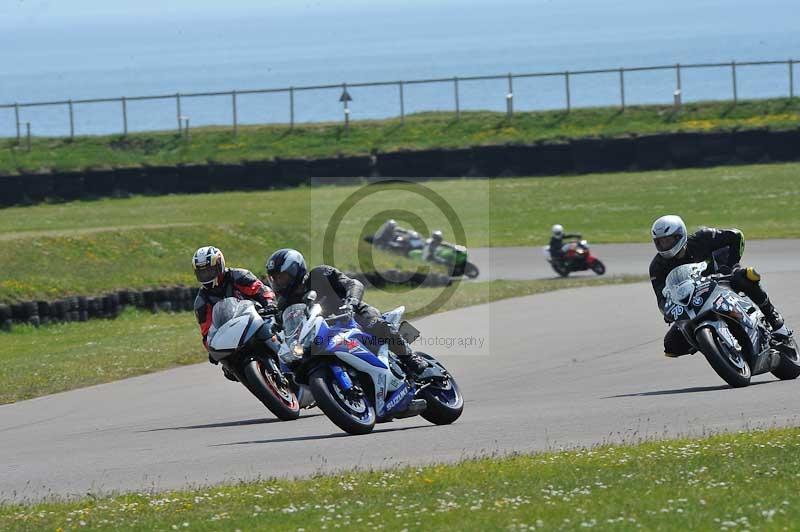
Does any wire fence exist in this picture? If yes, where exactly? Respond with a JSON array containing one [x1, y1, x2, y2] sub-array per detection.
[[2, 58, 797, 142]]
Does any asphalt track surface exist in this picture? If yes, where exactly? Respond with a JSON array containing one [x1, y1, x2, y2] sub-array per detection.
[[2, 242, 799, 502]]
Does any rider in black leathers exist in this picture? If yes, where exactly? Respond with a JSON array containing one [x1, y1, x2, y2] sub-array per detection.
[[549, 224, 582, 265], [265, 248, 432, 376], [649, 215, 789, 358]]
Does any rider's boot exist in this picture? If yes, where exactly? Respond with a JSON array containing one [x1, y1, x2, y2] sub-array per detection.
[[760, 299, 791, 339], [394, 338, 435, 379], [222, 366, 239, 382]]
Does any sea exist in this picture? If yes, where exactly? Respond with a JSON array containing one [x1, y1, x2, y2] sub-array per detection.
[[2, 0, 798, 137]]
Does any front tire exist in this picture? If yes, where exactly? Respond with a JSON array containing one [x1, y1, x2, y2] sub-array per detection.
[[309, 367, 376, 435], [551, 262, 569, 277], [244, 359, 300, 421], [696, 326, 751, 387], [772, 336, 800, 380], [416, 352, 464, 425], [464, 262, 480, 279], [591, 260, 606, 275]]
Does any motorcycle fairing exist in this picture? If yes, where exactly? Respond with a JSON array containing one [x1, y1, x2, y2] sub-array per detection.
[[208, 302, 264, 361], [313, 315, 417, 419]]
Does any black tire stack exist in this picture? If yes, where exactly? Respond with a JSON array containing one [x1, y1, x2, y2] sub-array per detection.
[[0, 284, 197, 332]]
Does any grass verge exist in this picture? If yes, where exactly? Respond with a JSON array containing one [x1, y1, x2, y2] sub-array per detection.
[[3, 426, 800, 530], [2, 98, 800, 174], [0, 275, 643, 404], [1, 162, 799, 302]]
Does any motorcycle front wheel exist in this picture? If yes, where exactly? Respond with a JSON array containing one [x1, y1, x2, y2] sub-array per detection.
[[464, 262, 480, 279], [696, 326, 751, 387], [591, 260, 606, 275], [309, 367, 376, 435], [550, 262, 569, 277], [416, 352, 464, 425], [244, 359, 301, 420]]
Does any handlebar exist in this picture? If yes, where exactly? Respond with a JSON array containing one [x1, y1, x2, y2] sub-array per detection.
[[325, 310, 354, 323]]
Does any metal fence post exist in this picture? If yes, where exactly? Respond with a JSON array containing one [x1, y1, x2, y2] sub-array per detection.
[[790, 59, 795, 99], [398, 81, 405, 122], [453, 77, 460, 120], [731, 61, 738, 104], [68, 100, 74, 140], [232, 90, 238, 137], [176, 93, 182, 133], [121, 97, 128, 136], [619, 68, 626, 110], [26, 122, 31, 152], [676, 63, 682, 91], [14, 103, 20, 144], [506, 73, 514, 118], [564, 71, 571, 112], [289, 87, 295, 129]]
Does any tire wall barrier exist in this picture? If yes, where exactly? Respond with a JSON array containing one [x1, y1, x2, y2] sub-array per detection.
[[1, 128, 798, 206], [0, 271, 451, 331]]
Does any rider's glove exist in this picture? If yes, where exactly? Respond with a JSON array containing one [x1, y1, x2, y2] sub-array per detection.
[[340, 297, 360, 312], [255, 302, 279, 318]]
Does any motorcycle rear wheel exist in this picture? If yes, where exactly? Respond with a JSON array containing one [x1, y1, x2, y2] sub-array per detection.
[[309, 367, 376, 435], [244, 359, 301, 421], [416, 352, 464, 425], [771, 336, 800, 380], [696, 326, 751, 387]]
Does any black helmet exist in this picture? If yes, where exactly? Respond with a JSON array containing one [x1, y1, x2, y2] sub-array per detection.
[[266, 248, 307, 298], [431, 230, 443, 243]]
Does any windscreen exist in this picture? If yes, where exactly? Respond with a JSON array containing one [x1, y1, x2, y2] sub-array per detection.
[[281, 304, 307, 341], [211, 298, 254, 330], [665, 262, 706, 306]]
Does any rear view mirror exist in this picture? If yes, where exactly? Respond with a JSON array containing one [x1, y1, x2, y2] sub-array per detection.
[[399, 321, 420, 343]]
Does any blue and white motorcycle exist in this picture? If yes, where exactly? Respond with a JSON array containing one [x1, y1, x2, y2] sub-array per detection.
[[278, 293, 464, 435], [663, 262, 800, 387]]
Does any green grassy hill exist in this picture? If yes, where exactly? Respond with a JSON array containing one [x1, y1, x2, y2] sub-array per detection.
[[2, 98, 799, 174]]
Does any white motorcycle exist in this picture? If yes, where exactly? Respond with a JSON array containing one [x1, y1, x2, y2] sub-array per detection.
[[207, 298, 313, 420], [663, 262, 800, 387]]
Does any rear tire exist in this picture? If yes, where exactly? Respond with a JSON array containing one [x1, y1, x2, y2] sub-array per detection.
[[309, 367, 376, 435], [416, 352, 464, 425], [591, 260, 606, 275], [771, 336, 800, 380], [244, 359, 300, 421], [696, 326, 751, 387]]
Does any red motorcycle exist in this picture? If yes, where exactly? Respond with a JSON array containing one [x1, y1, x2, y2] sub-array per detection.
[[543, 239, 606, 277]]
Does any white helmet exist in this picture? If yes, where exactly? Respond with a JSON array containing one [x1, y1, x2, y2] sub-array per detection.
[[192, 246, 226, 288], [552, 224, 564, 238], [651, 215, 687, 259]]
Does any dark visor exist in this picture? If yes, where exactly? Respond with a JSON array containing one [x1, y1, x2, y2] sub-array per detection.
[[195, 266, 217, 283], [654, 235, 680, 252]]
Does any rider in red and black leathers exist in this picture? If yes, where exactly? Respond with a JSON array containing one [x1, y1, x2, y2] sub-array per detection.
[[649, 217, 788, 358], [194, 269, 276, 348], [191, 246, 276, 351]]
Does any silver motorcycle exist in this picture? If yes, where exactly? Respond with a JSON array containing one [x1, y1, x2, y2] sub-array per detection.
[[207, 298, 313, 420], [663, 262, 800, 387]]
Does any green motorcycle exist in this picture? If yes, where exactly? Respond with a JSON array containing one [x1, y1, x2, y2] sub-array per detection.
[[408, 244, 480, 279]]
